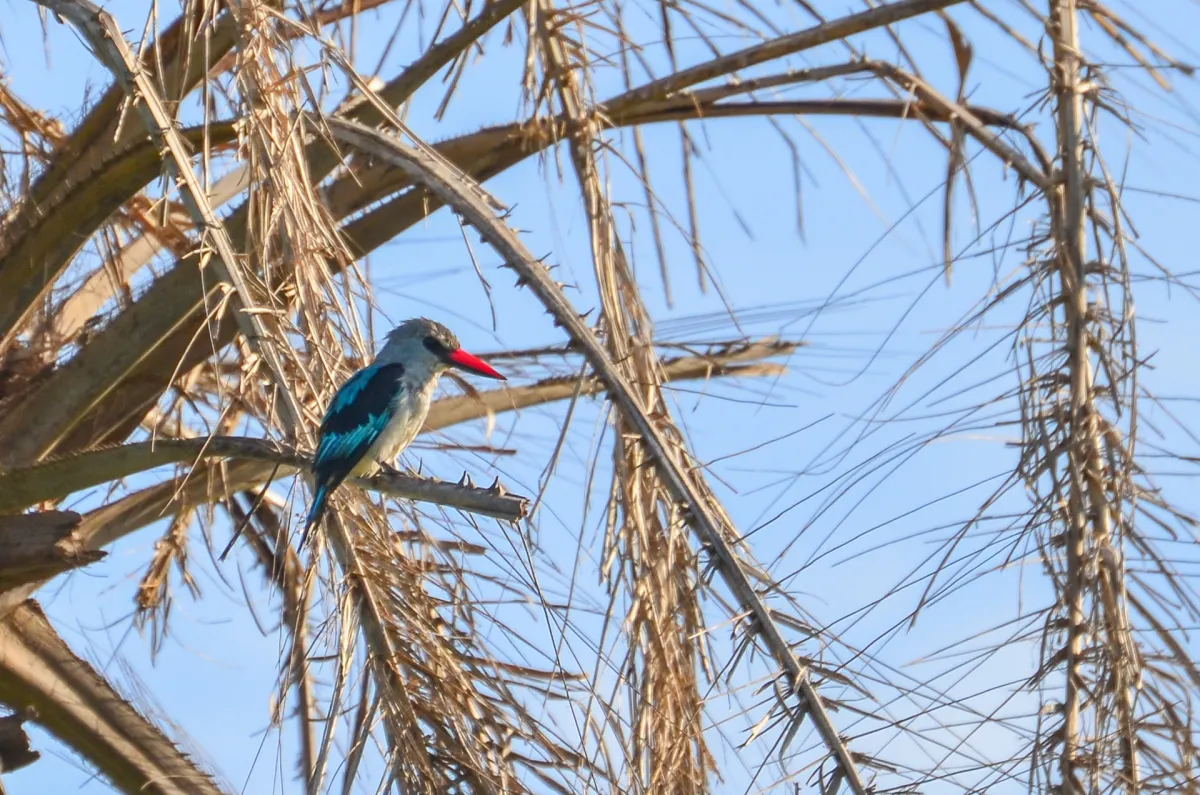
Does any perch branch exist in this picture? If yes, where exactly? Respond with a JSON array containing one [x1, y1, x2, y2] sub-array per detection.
[[0, 437, 528, 521], [31, 339, 793, 556], [0, 339, 789, 621]]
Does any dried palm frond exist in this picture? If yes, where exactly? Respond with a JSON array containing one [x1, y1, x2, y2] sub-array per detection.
[[0, 0, 1196, 794]]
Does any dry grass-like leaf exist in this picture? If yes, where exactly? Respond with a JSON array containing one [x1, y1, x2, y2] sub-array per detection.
[[0, 0, 1196, 793]]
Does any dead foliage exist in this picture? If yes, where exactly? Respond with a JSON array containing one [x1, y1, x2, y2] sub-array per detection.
[[0, 0, 1195, 794]]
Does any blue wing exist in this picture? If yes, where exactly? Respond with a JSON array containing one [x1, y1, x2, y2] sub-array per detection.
[[302, 362, 406, 543]]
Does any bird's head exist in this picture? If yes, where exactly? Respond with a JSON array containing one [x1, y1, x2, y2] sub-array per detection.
[[378, 318, 506, 381]]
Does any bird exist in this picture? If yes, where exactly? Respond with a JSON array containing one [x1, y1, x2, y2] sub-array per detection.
[[300, 317, 505, 546]]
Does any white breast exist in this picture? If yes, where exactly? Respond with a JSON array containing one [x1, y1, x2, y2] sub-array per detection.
[[350, 371, 438, 477]]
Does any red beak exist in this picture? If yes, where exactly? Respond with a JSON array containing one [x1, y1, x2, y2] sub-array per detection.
[[446, 347, 506, 380]]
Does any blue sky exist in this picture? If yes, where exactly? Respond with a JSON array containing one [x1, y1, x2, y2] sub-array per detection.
[[2, 0, 1199, 793]]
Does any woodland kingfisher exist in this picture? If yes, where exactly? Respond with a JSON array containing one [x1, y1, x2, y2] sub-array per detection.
[[300, 317, 505, 545]]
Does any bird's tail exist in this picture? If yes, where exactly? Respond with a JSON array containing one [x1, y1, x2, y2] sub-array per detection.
[[299, 483, 332, 548]]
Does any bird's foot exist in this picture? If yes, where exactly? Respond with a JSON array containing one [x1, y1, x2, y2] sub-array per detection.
[[375, 460, 402, 477]]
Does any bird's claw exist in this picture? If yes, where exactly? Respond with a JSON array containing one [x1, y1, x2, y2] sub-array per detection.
[[376, 460, 402, 477]]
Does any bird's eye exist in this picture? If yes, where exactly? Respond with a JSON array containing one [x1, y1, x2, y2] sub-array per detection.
[[423, 336, 447, 355]]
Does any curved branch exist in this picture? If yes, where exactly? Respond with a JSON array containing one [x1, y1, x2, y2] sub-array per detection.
[[0, 600, 231, 795], [611, 83, 1052, 175], [337, 87, 1051, 257], [320, 115, 874, 795], [868, 61, 1051, 187], [605, 0, 968, 110]]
